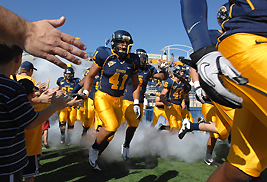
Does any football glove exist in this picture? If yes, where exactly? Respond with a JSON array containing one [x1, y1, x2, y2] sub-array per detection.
[[66, 93, 87, 100], [133, 104, 141, 120], [195, 86, 209, 104], [194, 81, 209, 104], [183, 46, 248, 108]]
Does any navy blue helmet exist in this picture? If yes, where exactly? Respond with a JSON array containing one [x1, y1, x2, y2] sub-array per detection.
[[135, 49, 148, 68], [111, 30, 133, 56], [64, 67, 74, 80]]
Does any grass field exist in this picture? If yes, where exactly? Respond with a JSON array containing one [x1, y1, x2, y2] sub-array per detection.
[[36, 145, 215, 182], [33, 121, 267, 182], [34, 142, 267, 182]]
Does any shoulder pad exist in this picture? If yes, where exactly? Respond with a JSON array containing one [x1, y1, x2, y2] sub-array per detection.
[[96, 46, 113, 55], [57, 77, 64, 81]]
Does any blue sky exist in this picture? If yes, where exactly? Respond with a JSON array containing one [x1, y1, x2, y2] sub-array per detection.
[[2, 0, 224, 58]]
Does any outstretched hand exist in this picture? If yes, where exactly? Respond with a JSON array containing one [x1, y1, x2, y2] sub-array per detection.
[[51, 92, 71, 111], [23, 16, 88, 69]]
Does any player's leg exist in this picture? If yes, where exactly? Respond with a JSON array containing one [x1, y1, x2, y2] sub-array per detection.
[[98, 129, 114, 156], [153, 107, 169, 131], [164, 104, 181, 133], [181, 108, 194, 123], [66, 107, 77, 145], [121, 100, 143, 160], [174, 104, 184, 131], [201, 103, 220, 166], [152, 106, 160, 126], [158, 109, 170, 131], [204, 136, 219, 167], [225, 106, 267, 180], [76, 106, 84, 122], [58, 108, 68, 144], [179, 101, 233, 139], [88, 91, 121, 171], [82, 98, 94, 136], [208, 34, 267, 180]]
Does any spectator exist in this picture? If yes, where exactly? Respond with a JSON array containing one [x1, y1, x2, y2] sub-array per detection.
[[18, 79, 46, 182], [42, 119, 50, 149], [0, 43, 70, 182], [17, 61, 37, 85], [42, 78, 51, 149]]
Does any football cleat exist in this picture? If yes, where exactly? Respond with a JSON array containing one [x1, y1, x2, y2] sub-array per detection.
[[204, 157, 219, 167], [158, 123, 163, 131], [121, 144, 129, 161], [66, 137, 71, 146], [60, 134, 65, 144], [44, 144, 51, 149], [178, 118, 192, 139], [81, 130, 87, 137], [88, 146, 100, 169], [87, 159, 101, 172]]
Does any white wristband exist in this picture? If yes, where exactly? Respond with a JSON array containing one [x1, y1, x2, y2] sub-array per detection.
[[194, 81, 200, 88], [83, 90, 89, 96], [134, 99, 139, 105]]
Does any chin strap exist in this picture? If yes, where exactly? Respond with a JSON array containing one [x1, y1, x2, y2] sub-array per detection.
[[126, 44, 134, 54]]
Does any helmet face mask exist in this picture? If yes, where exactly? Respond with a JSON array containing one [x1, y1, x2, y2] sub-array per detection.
[[173, 69, 180, 78], [115, 40, 130, 56], [111, 30, 134, 57], [179, 68, 186, 77], [64, 67, 74, 81], [135, 49, 148, 68], [140, 56, 148, 68]]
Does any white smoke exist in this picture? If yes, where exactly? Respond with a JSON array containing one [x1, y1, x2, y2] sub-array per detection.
[[100, 118, 209, 163], [32, 57, 209, 164], [46, 115, 209, 164]]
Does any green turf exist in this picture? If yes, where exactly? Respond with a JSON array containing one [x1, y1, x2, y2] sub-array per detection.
[[34, 143, 267, 182]]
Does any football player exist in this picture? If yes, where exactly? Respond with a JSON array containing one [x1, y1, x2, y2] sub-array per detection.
[[78, 67, 101, 136], [160, 69, 187, 132], [180, 0, 267, 181], [82, 30, 141, 171], [179, 3, 233, 168], [176, 66, 194, 123], [56, 66, 81, 145], [121, 49, 168, 160]]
